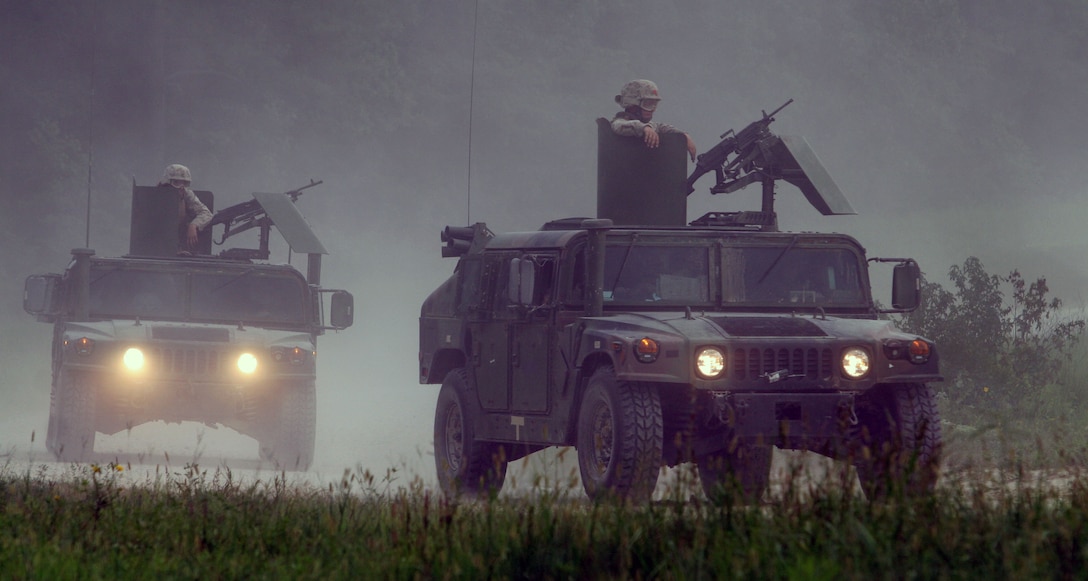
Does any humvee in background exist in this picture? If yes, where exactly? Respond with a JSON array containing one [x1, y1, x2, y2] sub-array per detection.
[[24, 181, 353, 470], [419, 106, 942, 500]]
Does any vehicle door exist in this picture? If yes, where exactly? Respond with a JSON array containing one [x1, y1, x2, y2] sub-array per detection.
[[470, 252, 513, 411], [508, 253, 558, 413]]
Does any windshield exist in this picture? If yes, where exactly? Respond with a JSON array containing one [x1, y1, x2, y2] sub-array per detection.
[[88, 266, 308, 325], [602, 242, 865, 308], [89, 270, 187, 319]]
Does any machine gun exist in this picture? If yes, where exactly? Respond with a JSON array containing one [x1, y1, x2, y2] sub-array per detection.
[[685, 99, 792, 195], [210, 179, 323, 259], [684, 99, 854, 231]]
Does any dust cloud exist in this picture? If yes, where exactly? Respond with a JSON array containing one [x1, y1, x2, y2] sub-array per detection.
[[1, 1, 1086, 490]]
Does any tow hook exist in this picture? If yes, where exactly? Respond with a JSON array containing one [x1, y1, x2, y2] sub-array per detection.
[[708, 392, 734, 428], [838, 399, 858, 426]]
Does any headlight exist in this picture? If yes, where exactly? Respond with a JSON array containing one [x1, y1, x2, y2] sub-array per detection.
[[695, 347, 726, 379], [122, 347, 145, 371], [237, 353, 259, 374], [841, 347, 870, 379]]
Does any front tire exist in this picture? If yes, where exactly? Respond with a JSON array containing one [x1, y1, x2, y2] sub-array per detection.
[[853, 383, 942, 498], [48, 369, 98, 462], [576, 366, 663, 501], [434, 368, 508, 498]]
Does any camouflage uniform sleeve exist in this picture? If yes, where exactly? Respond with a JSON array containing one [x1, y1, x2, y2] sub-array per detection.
[[611, 113, 685, 137], [611, 113, 650, 137], [183, 189, 213, 230], [651, 122, 683, 135]]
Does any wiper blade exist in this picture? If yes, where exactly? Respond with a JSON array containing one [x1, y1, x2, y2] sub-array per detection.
[[607, 234, 640, 293], [213, 268, 256, 292], [757, 235, 799, 285]]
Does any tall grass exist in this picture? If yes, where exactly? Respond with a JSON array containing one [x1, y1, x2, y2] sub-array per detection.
[[3, 454, 1088, 579]]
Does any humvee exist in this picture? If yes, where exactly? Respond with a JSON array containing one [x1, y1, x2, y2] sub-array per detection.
[[419, 106, 942, 500], [24, 181, 353, 470]]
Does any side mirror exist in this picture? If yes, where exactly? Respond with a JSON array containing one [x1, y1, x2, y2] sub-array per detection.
[[507, 257, 536, 307], [329, 290, 354, 329], [24, 274, 61, 319], [891, 261, 921, 310]]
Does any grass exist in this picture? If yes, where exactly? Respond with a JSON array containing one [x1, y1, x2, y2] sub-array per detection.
[[3, 450, 1088, 580]]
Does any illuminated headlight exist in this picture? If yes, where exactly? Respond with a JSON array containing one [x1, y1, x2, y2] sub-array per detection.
[[237, 353, 259, 374], [841, 347, 871, 379], [122, 347, 145, 371], [695, 347, 726, 379]]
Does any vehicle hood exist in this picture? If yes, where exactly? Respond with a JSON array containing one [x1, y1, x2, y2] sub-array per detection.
[[64, 320, 314, 348], [586, 311, 922, 343]]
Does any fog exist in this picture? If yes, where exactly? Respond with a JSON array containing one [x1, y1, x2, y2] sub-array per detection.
[[1, 1, 1086, 488]]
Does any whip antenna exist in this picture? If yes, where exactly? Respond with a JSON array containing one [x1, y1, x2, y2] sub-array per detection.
[[85, 0, 98, 248], [466, 0, 479, 224]]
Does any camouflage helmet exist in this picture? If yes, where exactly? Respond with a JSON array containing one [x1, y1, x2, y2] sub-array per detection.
[[161, 164, 192, 186], [615, 79, 661, 109]]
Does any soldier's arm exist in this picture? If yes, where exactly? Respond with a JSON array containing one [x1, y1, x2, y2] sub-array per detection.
[[185, 191, 214, 230], [611, 116, 651, 137]]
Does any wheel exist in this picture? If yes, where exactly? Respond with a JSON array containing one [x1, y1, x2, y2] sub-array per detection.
[[49, 369, 98, 462], [433, 368, 508, 498], [261, 380, 316, 471], [697, 440, 772, 504], [576, 366, 663, 501], [853, 383, 942, 498]]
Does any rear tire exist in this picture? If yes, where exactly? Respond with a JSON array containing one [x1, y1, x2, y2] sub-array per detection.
[[853, 383, 942, 498], [261, 380, 316, 471], [49, 369, 98, 462], [434, 368, 508, 498], [576, 366, 663, 501]]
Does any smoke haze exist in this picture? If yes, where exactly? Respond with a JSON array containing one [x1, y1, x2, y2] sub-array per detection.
[[1, 0, 1086, 486]]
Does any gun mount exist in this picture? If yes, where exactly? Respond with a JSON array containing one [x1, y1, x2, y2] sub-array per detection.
[[685, 100, 855, 231], [210, 179, 324, 261]]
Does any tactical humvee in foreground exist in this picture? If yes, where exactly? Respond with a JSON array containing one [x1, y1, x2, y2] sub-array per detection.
[[24, 182, 353, 470], [420, 104, 942, 500]]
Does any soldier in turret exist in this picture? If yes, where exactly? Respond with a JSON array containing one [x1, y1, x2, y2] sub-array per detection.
[[158, 163, 212, 254], [611, 79, 697, 161]]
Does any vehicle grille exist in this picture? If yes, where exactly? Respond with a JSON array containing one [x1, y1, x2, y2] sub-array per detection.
[[147, 346, 226, 376], [732, 347, 834, 382]]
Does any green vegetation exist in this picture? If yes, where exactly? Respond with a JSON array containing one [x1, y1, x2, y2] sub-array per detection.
[[898, 256, 1088, 457], [2, 458, 1088, 579]]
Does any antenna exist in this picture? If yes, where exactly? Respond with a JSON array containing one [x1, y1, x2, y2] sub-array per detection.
[[85, 0, 98, 248], [466, 0, 479, 224]]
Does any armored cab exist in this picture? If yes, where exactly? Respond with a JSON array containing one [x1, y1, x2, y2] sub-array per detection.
[[420, 103, 942, 501], [24, 181, 354, 470]]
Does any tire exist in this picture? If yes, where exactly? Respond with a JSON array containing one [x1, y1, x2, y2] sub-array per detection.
[[697, 441, 772, 504], [853, 383, 942, 498], [576, 366, 663, 501], [261, 380, 316, 471], [433, 368, 508, 498], [49, 369, 98, 462]]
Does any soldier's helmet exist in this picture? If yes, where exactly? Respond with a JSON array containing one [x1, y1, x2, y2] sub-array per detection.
[[615, 80, 661, 110], [161, 164, 192, 187]]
